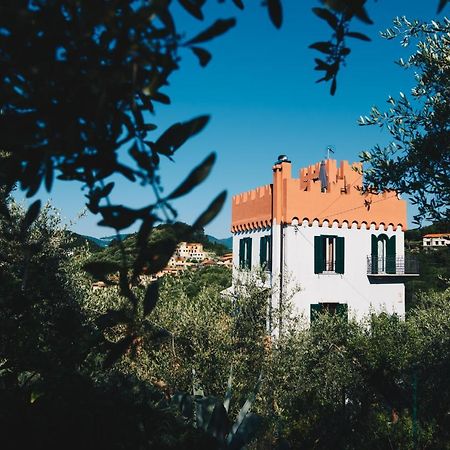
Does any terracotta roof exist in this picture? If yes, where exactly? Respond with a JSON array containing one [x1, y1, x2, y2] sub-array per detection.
[[423, 233, 450, 238]]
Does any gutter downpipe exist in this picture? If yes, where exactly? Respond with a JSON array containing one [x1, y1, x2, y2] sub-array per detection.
[[269, 183, 274, 333], [279, 220, 284, 336]]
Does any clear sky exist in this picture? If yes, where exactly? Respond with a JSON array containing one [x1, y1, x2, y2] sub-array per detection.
[[20, 1, 447, 238]]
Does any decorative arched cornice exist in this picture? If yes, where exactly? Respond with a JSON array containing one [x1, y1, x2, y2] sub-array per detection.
[[232, 217, 405, 233]]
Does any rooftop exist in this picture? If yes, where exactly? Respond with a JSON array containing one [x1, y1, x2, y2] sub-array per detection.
[[232, 158, 407, 232]]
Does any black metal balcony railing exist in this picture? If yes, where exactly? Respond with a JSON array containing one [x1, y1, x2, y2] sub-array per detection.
[[367, 256, 419, 275]]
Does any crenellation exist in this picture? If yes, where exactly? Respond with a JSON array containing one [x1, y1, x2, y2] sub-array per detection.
[[232, 159, 407, 232]]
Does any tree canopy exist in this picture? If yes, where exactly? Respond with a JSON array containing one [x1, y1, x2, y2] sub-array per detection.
[[359, 17, 450, 223]]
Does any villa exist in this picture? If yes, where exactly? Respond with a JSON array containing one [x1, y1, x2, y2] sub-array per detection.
[[231, 155, 419, 326]]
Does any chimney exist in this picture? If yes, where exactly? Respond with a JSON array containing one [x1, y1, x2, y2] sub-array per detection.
[[273, 155, 292, 223]]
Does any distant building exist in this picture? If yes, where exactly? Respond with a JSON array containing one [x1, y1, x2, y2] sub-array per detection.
[[231, 156, 419, 326], [422, 233, 450, 248], [218, 252, 233, 268], [175, 242, 206, 261]]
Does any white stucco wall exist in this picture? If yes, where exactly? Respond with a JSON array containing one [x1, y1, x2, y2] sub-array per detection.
[[232, 227, 272, 270], [281, 220, 405, 321], [233, 220, 405, 324]]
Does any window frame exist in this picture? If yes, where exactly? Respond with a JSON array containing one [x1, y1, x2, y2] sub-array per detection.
[[314, 235, 344, 274], [259, 235, 272, 271], [239, 237, 252, 269]]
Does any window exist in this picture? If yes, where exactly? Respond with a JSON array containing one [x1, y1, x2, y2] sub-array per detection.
[[371, 234, 396, 274], [314, 235, 344, 274], [310, 303, 348, 322], [259, 235, 272, 270], [239, 237, 252, 269]]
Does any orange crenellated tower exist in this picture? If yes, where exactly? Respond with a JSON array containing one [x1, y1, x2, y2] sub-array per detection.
[[231, 158, 407, 232]]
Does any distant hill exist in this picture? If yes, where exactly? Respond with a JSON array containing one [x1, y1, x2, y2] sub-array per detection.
[[206, 235, 232, 250], [79, 230, 231, 252], [83, 233, 131, 248], [63, 231, 102, 252], [81, 223, 232, 267]]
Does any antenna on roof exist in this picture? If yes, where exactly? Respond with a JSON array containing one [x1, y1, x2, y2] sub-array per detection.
[[325, 145, 335, 160]]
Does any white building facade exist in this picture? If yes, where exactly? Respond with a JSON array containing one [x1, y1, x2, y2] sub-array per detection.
[[231, 157, 418, 326], [422, 233, 450, 248]]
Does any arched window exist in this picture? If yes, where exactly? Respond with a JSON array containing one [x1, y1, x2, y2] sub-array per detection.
[[378, 238, 386, 273], [371, 234, 396, 274]]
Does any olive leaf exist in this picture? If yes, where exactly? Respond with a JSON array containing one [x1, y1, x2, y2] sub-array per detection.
[[167, 153, 216, 200], [186, 18, 236, 45]]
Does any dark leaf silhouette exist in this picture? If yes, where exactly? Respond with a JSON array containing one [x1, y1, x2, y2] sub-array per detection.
[[133, 237, 178, 276], [309, 41, 333, 54], [20, 200, 41, 237], [100, 182, 115, 198], [330, 77, 337, 96], [45, 158, 53, 192], [191, 47, 212, 67], [178, 0, 204, 20], [312, 7, 338, 30], [142, 123, 158, 131], [153, 116, 210, 156], [267, 0, 283, 29], [232, 0, 244, 10], [353, 5, 373, 25], [167, 153, 216, 200], [186, 18, 236, 45], [98, 206, 139, 230], [151, 92, 171, 105], [144, 281, 159, 316], [437, 0, 448, 12], [193, 190, 227, 229], [314, 58, 331, 71]]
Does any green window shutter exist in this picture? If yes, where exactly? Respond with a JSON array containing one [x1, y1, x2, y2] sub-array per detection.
[[335, 237, 345, 274], [314, 236, 324, 274], [386, 235, 396, 274], [239, 238, 245, 268], [371, 234, 378, 274], [310, 304, 321, 322], [260, 236, 267, 268], [336, 303, 348, 320], [246, 238, 252, 269]]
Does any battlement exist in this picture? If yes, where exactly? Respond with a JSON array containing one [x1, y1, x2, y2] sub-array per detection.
[[231, 158, 407, 232], [232, 184, 272, 232], [299, 159, 362, 193], [233, 184, 272, 205]]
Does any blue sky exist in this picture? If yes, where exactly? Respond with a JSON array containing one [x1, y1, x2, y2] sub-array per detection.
[[21, 1, 446, 238]]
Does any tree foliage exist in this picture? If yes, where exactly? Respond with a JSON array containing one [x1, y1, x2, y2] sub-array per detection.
[[1, 193, 449, 448], [359, 17, 450, 223], [266, 290, 450, 449], [0, 193, 220, 449]]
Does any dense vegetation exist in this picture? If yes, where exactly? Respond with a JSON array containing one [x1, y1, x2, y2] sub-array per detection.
[[404, 222, 450, 308], [1, 1, 449, 448], [1, 195, 449, 449]]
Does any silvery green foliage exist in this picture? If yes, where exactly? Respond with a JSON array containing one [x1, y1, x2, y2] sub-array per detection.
[[358, 17, 450, 224], [172, 368, 263, 450]]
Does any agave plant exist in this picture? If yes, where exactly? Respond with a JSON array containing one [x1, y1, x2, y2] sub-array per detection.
[[172, 368, 263, 449]]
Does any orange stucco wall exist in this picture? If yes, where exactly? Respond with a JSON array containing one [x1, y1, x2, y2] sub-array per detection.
[[231, 159, 407, 232]]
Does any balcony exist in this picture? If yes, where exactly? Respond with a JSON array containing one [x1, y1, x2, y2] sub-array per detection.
[[366, 256, 419, 277]]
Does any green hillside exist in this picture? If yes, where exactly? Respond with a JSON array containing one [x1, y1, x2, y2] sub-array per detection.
[[87, 222, 230, 267]]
